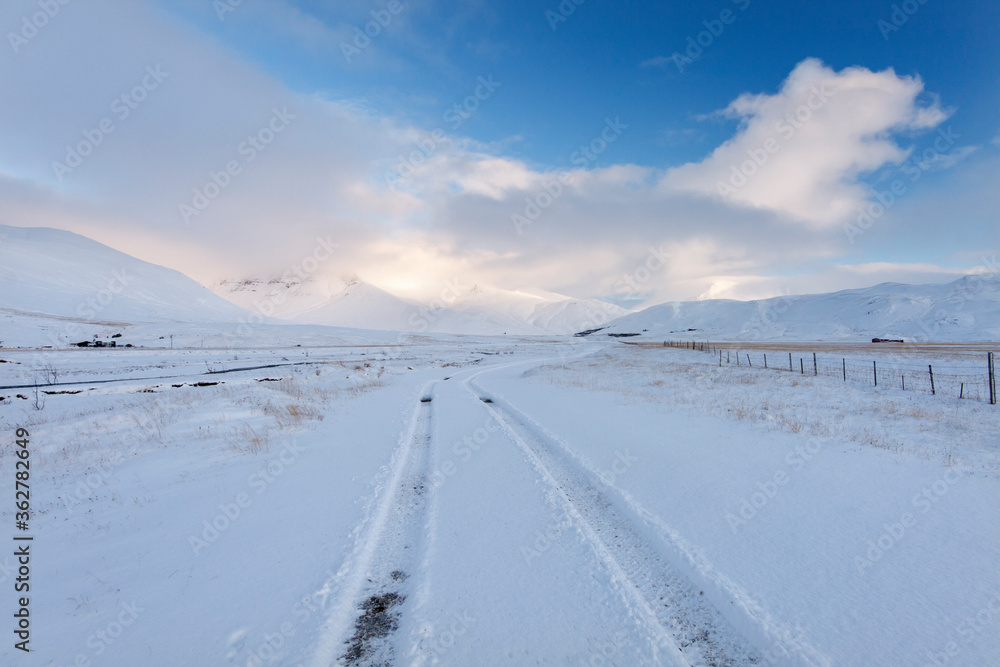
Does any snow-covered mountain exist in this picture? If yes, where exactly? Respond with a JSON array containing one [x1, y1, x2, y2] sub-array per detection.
[[444, 284, 629, 334], [291, 280, 491, 334], [213, 276, 630, 335], [7, 223, 995, 342], [0, 224, 249, 324], [598, 275, 1000, 342]]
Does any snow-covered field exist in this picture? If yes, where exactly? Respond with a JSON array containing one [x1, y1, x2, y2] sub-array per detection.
[[1, 333, 997, 666]]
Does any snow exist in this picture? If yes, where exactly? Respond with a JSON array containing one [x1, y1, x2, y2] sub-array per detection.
[[0, 225, 250, 328], [1, 224, 998, 665], [213, 275, 629, 336], [1, 333, 997, 666], [598, 275, 1000, 342]]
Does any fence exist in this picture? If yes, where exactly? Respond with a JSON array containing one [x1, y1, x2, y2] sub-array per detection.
[[657, 341, 998, 405]]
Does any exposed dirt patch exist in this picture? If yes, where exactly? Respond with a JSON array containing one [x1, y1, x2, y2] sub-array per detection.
[[341, 591, 406, 665]]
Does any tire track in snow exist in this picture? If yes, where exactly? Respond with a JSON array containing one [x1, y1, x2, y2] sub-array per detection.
[[309, 382, 437, 667], [468, 372, 831, 667], [466, 376, 766, 667]]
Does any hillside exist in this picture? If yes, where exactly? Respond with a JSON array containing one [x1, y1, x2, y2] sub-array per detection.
[[598, 275, 1000, 342]]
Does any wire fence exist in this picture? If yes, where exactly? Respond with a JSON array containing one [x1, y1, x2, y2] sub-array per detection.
[[659, 341, 998, 405]]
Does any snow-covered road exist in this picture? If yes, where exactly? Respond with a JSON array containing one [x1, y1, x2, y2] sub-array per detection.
[[310, 353, 762, 666], [1, 339, 997, 666]]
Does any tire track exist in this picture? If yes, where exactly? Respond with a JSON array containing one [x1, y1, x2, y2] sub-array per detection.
[[469, 370, 832, 666], [465, 375, 768, 667], [309, 383, 437, 667]]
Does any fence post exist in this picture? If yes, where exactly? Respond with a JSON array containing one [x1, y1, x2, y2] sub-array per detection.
[[842, 358, 846, 381], [764, 353, 767, 369], [800, 358, 804, 374], [873, 360, 877, 387], [990, 352, 996, 405], [929, 365, 935, 396], [960, 383, 964, 399], [901, 375, 905, 391], [737, 351, 740, 366], [813, 353, 818, 376], [727, 351, 730, 364], [747, 354, 752, 367], [789, 353, 793, 372], [719, 350, 722, 367]]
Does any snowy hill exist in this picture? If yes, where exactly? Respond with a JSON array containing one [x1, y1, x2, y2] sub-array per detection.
[[0, 223, 623, 339], [212, 275, 346, 320], [0, 224, 249, 325], [291, 279, 493, 334], [442, 283, 630, 335], [8, 223, 994, 342], [214, 276, 630, 335], [598, 275, 1000, 342]]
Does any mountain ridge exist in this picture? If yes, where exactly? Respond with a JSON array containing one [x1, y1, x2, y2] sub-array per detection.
[[596, 273, 1000, 342]]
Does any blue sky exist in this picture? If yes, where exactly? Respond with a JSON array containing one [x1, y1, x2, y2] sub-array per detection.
[[165, 0, 999, 170], [1, 0, 997, 304]]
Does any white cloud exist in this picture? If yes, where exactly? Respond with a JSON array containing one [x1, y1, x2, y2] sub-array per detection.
[[640, 56, 673, 68], [663, 58, 950, 226], [0, 7, 991, 308]]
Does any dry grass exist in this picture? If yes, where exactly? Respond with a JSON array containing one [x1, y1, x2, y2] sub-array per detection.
[[527, 347, 1000, 473], [225, 423, 272, 455]]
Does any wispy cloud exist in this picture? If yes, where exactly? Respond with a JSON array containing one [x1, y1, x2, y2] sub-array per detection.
[[0, 3, 992, 305], [640, 55, 673, 68]]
